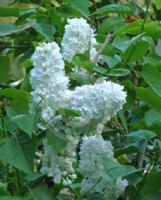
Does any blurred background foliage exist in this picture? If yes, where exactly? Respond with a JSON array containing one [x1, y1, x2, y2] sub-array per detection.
[[1, 0, 161, 199]]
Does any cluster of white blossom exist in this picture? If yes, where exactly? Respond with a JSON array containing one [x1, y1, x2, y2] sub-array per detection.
[[63, 81, 126, 127], [61, 17, 101, 63], [81, 176, 128, 200], [79, 135, 115, 175], [61, 18, 95, 62], [30, 17, 128, 198], [40, 138, 78, 185], [30, 42, 69, 120], [79, 135, 128, 199]]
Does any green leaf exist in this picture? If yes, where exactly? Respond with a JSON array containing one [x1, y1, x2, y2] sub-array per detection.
[[119, 20, 161, 39], [4, 107, 17, 132], [47, 123, 69, 142], [156, 0, 161, 10], [115, 141, 142, 156], [145, 192, 161, 200], [20, 73, 31, 91], [72, 53, 94, 70], [144, 54, 161, 67], [47, 131, 67, 154], [141, 65, 161, 98], [70, 72, 90, 85], [112, 33, 130, 51], [101, 55, 119, 68], [0, 137, 33, 174], [107, 68, 130, 77], [98, 16, 124, 34], [122, 80, 136, 110], [32, 22, 56, 41], [145, 109, 161, 127], [12, 114, 35, 137], [94, 66, 107, 74], [87, 193, 105, 200], [0, 23, 16, 37], [0, 23, 32, 37], [25, 173, 45, 188], [68, 0, 89, 18], [107, 165, 139, 178], [0, 7, 20, 17], [5, 107, 17, 119], [101, 156, 140, 179], [136, 87, 161, 112], [0, 56, 10, 82], [0, 88, 30, 102], [58, 4, 82, 18], [0, 6, 35, 17], [30, 185, 54, 200], [122, 40, 149, 63], [0, 88, 30, 113], [142, 171, 161, 197], [118, 111, 128, 134], [101, 156, 118, 170], [17, 134, 36, 173], [0, 197, 28, 200], [127, 130, 156, 141], [12, 99, 29, 114], [92, 3, 135, 16]]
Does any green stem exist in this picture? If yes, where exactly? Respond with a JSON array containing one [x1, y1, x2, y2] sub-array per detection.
[[137, 139, 148, 168], [92, 33, 113, 63], [16, 169, 23, 195], [141, 0, 150, 33], [113, 116, 125, 135]]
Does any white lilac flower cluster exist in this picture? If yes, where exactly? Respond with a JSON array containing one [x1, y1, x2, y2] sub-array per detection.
[[30, 42, 69, 120], [40, 138, 78, 185], [61, 18, 96, 62], [79, 135, 128, 199], [63, 81, 126, 128], [30, 17, 128, 197]]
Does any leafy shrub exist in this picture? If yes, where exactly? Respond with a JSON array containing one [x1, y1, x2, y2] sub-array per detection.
[[0, 0, 161, 199]]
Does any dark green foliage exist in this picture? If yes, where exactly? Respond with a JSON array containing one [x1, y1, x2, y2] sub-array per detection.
[[0, 0, 161, 199]]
